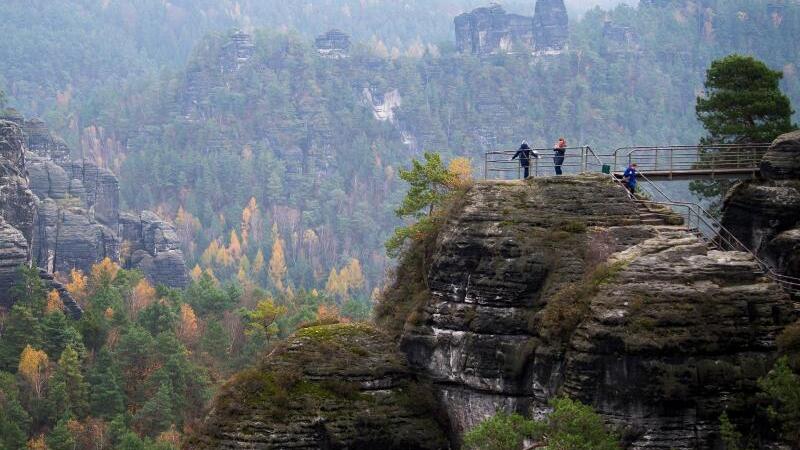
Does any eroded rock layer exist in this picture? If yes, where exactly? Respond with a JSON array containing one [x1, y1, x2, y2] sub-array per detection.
[[400, 175, 795, 449], [188, 323, 449, 450], [722, 130, 800, 279]]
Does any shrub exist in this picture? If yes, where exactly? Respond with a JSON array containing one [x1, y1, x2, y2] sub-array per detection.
[[758, 357, 800, 447], [464, 398, 620, 450], [463, 412, 538, 450]]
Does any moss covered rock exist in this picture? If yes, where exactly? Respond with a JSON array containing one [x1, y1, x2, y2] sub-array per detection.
[[186, 323, 449, 449]]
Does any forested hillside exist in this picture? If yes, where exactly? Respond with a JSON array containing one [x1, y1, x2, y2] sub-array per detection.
[[2, 0, 799, 303]]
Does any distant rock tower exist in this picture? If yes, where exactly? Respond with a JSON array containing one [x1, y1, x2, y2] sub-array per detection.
[[533, 0, 569, 52], [221, 30, 255, 73], [315, 29, 351, 58], [454, 3, 535, 55]]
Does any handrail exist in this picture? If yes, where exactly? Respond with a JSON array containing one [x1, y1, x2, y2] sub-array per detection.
[[610, 143, 771, 176], [484, 146, 602, 179]]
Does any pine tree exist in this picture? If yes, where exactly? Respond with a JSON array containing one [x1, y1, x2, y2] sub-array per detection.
[[50, 344, 89, 418], [0, 305, 43, 371], [46, 416, 77, 450], [41, 310, 71, 360], [136, 380, 176, 437], [88, 349, 126, 419], [0, 372, 30, 449], [10, 265, 48, 313], [697, 54, 795, 144]]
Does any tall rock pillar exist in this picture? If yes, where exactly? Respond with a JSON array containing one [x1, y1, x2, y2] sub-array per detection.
[[533, 0, 569, 51]]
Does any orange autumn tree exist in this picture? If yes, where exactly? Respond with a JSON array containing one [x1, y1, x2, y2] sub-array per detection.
[[65, 268, 88, 302], [90, 258, 119, 288], [447, 157, 474, 189], [129, 279, 156, 318], [177, 304, 201, 346], [190, 264, 203, 282], [18, 346, 49, 399], [45, 290, 63, 313], [268, 224, 288, 292]]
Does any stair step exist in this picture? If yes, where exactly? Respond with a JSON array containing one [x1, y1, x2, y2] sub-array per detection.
[[641, 219, 666, 224]]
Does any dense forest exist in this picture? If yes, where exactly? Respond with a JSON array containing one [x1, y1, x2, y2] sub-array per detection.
[[1, 0, 800, 447], [1, 0, 798, 315]]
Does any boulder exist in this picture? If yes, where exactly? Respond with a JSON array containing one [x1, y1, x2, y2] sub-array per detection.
[[761, 130, 800, 180], [187, 323, 450, 449]]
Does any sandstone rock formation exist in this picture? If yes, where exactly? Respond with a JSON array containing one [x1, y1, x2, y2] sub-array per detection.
[[187, 323, 449, 449], [0, 120, 38, 307], [0, 112, 188, 295], [722, 130, 800, 279], [395, 175, 795, 449], [315, 29, 351, 58], [533, 0, 569, 51], [455, 4, 535, 55], [120, 211, 188, 288]]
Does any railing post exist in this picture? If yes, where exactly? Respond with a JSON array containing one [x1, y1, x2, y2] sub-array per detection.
[[534, 158, 539, 177], [484, 153, 488, 180]]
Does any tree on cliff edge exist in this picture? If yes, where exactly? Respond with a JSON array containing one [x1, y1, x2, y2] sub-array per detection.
[[692, 55, 796, 207], [696, 54, 794, 144]]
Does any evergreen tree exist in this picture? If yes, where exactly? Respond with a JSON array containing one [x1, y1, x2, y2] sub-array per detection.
[[0, 372, 30, 450], [40, 311, 73, 361], [46, 416, 77, 450], [88, 349, 126, 419], [10, 265, 47, 313], [692, 54, 797, 207], [49, 345, 89, 419], [0, 305, 43, 371], [697, 54, 795, 144], [135, 380, 175, 437]]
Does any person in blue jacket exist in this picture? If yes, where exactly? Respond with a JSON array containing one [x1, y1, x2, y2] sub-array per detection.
[[623, 163, 638, 193], [511, 141, 538, 178]]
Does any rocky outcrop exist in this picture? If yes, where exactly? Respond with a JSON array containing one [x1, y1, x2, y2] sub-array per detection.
[[315, 29, 351, 58], [533, 0, 569, 51], [454, 1, 569, 55], [187, 323, 449, 449], [0, 120, 38, 306], [397, 176, 795, 449], [0, 217, 30, 309], [2, 113, 188, 293], [120, 211, 188, 288], [721, 130, 800, 279], [32, 198, 119, 275], [455, 4, 535, 55], [220, 30, 255, 74], [760, 130, 800, 180]]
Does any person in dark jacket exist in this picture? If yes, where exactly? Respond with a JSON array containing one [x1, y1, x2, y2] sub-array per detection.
[[553, 137, 567, 175], [511, 141, 538, 178]]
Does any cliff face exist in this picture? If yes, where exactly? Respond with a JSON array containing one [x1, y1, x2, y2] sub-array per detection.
[[0, 112, 188, 302], [721, 131, 800, 279], [398, 175, 795, 449], [188, 323, 449, 449], [191, 175, 794, 448], [0, 120, 37, 307]]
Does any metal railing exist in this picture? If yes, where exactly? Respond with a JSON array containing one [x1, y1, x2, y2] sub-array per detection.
[[484, 146, 604, 179], [610, 144, 771, 177]]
